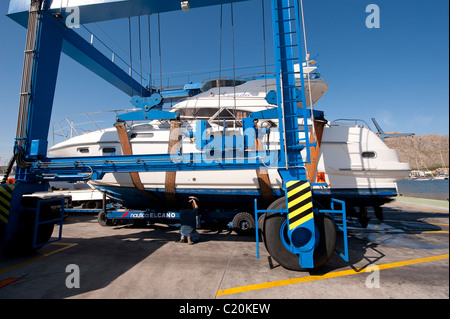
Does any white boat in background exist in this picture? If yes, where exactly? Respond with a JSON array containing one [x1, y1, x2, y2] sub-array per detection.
[[48, 74, 411, 225], [434, 152, 449, 180]]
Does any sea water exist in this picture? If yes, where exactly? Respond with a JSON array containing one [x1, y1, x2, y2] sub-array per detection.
[[397, 179, 449, 201]]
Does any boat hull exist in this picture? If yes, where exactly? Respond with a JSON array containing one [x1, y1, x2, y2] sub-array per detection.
[[92, 182, 400, 212]]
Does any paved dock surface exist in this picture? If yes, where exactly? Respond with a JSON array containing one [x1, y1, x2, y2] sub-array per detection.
[[0, 198, 448, 301]]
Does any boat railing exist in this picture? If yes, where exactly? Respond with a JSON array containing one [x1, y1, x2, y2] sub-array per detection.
[[149, 64, 322, 93], [331, 119, 374, 131], [51, 109, 138, 145], [75, 25, 273, 91], [72, 25, 323, 92]]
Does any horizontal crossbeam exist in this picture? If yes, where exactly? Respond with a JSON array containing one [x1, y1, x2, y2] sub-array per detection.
[[8, 0, 251, 26], [30, 150, 280, 181]]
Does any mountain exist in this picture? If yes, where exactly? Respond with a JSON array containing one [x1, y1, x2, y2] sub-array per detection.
[[384, 134, 449, 170]]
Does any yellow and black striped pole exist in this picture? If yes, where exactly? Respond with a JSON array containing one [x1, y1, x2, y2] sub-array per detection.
[[0, 184, 15, 224], [286, 180, 313, 230], [285, 180, 316, 268]]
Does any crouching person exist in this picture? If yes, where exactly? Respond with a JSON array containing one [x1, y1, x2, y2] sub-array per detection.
[[179, 196, 200, 245]]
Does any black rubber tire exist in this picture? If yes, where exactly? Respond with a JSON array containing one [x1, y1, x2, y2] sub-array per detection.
[[374, 205, 384, 221], [232, 212, 255, 236], [3, 201, 57, 256], [35, 203, 58, 245], [262, 197, 336, 271], [97, 211, 111, 226], [82, 200, 102, 209], [257, 213, 265, 241], [358, 206, 370, 228]]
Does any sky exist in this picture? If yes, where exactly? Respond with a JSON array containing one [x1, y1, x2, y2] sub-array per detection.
[[0, 0, 448, 165]]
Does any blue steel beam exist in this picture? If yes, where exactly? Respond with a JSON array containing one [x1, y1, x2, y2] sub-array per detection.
[[8, 0, 250, 27], [271, 0, 306, 180], [26, 12, 64, 145], [270, 0, 316, 269], [31, 150, 280, 180], [62, 25, 149, 97]]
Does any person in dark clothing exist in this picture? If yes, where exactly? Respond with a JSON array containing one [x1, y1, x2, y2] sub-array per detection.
[[179, 196, 200, 245]]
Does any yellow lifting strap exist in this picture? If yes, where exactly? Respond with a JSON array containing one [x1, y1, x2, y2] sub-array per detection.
[[305, 119, 326, 183], [114, 122, 161, 203], [255, 121, 275, 204], [165, 120, 182, 202]]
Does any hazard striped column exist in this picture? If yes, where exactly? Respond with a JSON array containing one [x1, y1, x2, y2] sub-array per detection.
[[286, 180, 313, 230], [0, 184, 15, 224]]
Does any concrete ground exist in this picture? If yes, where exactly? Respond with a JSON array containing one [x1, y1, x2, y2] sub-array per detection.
[[0, 197, 448, 301]]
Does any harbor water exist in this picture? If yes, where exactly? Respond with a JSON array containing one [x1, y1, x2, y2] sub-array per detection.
[[397, 179, 449, 201]]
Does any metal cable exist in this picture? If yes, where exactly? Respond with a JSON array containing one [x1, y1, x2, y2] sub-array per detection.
[[138, 15, 143, 97], [158, 13, 162, 92], [128, 17, 134, 96]]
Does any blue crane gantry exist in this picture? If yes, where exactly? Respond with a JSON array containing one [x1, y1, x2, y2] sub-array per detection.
[[1, 0, 348, 270]]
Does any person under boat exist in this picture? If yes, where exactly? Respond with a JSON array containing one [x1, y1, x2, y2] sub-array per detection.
[[178, 196, 200, 245]]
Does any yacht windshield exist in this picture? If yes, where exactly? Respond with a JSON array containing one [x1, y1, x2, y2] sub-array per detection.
[[174, 108, 249, 121]]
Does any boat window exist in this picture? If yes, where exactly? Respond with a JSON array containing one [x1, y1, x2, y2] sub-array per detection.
[[201, 79, 247, 92], [175, 108, 248, 120], [196, 108, 234, 118], [175, 107, 233, 118], [77, 147, 89, 154], [130, 133, 154, 139], [175, 108, 197, 117], [102, 147, 116, 154], [362, 151, 376, 158]]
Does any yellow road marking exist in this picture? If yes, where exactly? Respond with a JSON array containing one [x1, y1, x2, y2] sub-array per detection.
[[422, 231, 449, 234], [216, 254, 449, 297], [0, 276, 21, 288], [0, 242, 77, 275]]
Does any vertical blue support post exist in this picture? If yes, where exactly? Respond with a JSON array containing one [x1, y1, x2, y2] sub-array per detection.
[[254, 199, 260, 259], [2, 1, 64, 253], [15, 2, 64, 183], [293, 0, 311, 164], [33, 197, 66, 248], [25, 11, 64, 154], [330, 199, 349, 262], [271, 0, 311, 181], [270, 0, 317, 269], [271, 0, 299, 173]]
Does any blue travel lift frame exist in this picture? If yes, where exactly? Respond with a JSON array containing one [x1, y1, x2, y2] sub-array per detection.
[[2, 0, 349, 269]]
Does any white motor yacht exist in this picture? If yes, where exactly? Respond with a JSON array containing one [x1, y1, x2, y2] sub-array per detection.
[[48, 74, 411, 225]]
